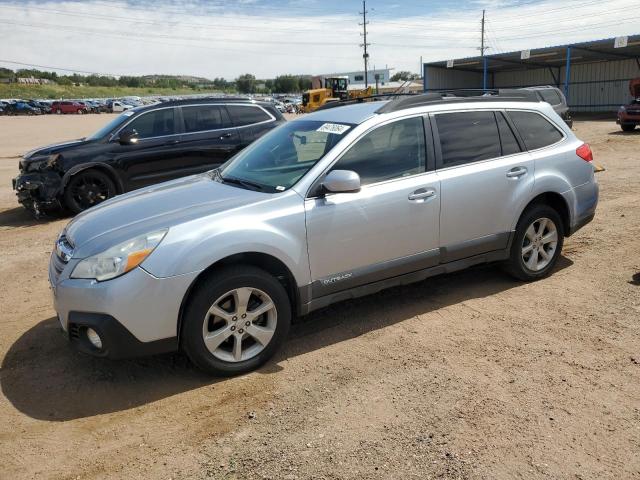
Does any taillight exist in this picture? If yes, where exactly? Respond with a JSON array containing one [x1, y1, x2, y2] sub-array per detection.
[[576, 143, 593, 162]]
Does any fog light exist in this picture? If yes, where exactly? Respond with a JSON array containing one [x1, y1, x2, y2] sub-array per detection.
[[86, 328, 103, 349]]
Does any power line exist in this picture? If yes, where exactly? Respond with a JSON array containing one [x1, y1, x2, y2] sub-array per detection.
[[0, 58, 119, 76]]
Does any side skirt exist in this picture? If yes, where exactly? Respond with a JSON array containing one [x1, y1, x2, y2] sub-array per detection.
[[298, 232, 513, 316]]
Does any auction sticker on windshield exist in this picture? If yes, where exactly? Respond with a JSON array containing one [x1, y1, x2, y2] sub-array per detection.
[[317, 123, 351, 135]]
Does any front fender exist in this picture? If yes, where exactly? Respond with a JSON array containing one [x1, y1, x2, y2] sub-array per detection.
[[142, 198, 311, 287]]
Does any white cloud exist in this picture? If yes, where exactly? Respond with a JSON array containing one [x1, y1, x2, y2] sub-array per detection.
[[0, 0, 637, 79]]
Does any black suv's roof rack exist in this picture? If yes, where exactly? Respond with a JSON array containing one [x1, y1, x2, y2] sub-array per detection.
[[314, 89, 539, 113]]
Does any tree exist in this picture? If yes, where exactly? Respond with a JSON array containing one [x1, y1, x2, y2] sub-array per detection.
[[298, 76, 312, 91], [273, 75, 299, 93], [390, 71, 420, 82], [213, 77, 229, 90], [235, 73, 256, 94]]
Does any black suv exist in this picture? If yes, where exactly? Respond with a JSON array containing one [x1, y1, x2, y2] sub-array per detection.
[[13, 98, 285, 215], [521, 86, 573, 128]]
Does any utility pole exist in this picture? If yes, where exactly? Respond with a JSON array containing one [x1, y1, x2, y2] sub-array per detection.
[[479, 9, 487, 57], [359, 0, 370, 88]]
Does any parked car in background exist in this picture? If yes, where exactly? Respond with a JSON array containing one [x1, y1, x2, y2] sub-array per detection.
[[13, 98, 285, 215], [521, 86, 572, 128], [616, 78, 640, 132], [45, 92, 598, 375], [108, 100, 134, 113], [78, 101, 99, 113], [14, 101, 41, 115], [28, 100, 51, 114], [51, 101, 89, 114]]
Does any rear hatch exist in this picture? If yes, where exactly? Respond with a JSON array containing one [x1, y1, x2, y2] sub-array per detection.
[[629, 78, 640, 99]]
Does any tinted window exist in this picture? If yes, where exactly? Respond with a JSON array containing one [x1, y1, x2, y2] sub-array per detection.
[[539, 89, 562, 105], [496, 112, 521, 156], [128, 108, 176, 139], [508, 111, 563, 150], [226, 105, 272, 126], [182, 105, 230, 133], [332, 117, 426, 186], [436, 111, 500, 166]]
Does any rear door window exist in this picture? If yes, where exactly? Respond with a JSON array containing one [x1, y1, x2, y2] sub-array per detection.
[[496, 112, 521, 156], [508, 111, 564, 150], [127, 108, 176, 139], [435, 111, 501, 166], [226, 105, 272, 126], [182, 105, 231, 133]]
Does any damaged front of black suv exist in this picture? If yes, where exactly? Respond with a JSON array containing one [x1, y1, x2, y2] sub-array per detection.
[[13, 152, 66, 215]]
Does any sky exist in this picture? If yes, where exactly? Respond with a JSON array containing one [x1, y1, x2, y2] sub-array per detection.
[[0, 0, 638, 79]]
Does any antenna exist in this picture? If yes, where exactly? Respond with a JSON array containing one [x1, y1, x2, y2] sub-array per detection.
[[359, 0, 370, 88]]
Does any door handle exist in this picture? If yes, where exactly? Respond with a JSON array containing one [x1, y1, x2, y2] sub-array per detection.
[[164, 139, 180, 145], [408, 189, 436, 201], [219, 133, 233, 139], [506, 167, 527, 178]]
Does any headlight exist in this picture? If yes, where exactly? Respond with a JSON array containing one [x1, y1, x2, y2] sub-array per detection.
[[619, 106, 626, 112], [71, 229, 167, 281], [26, 154, 60, 172]]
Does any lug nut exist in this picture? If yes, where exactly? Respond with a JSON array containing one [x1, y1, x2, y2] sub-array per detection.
[[230, 326, 236, 331], [238, 329, 244, 334], [232, 316, 237, 321], [245, 321, 250, 326], [241, 314, 247, 319]]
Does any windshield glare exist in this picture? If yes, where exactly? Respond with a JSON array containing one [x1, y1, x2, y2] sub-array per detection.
[[85, 110, 136, 140], [220, 120, 353, 192]]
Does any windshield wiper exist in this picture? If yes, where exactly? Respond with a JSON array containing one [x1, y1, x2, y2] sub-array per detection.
[[220, 175, 265, 192]]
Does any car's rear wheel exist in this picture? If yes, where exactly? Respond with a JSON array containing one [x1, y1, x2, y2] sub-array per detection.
[[621, 124, 635, 132], [56, 108, 62, 114], [505, 204, 564, 281], [77, 109, 84, 115], [63, 169, 117, 213], [181, 265, 291, 376]]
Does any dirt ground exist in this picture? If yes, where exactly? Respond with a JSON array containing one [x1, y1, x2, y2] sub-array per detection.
[[0, 113, 638, 480]]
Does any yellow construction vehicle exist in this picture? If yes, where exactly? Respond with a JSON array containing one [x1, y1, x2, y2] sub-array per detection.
[[301, 76, 373, 113]]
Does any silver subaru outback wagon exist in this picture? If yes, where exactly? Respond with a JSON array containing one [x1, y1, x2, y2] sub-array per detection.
[[49, 93, 598, 375]]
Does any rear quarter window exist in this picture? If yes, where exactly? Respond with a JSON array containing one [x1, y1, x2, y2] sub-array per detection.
[[435, 111, 501, 166], [508, 111, 564, 151], [539, 89, 562, 106], [226, 105, 272, 127]]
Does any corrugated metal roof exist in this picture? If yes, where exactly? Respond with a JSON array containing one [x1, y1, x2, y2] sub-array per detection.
[[425, 34, 640, 73]]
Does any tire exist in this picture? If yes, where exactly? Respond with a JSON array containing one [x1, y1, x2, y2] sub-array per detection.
[[621, 124, 635, 132], [63, 169, 117, 213], [181, 265, 291, 376], [77, 109, 84, 115], [56, 109, 62, 114], [505, 204, 564, 281]]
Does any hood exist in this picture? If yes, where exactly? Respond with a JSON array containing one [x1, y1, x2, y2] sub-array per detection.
[[23, 138, 91, 159], [630, 78, 640, 99], [64, 173, 270, 258]]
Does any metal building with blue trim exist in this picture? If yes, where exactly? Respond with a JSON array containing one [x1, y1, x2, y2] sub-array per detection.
[[423, 35, 640, 112]]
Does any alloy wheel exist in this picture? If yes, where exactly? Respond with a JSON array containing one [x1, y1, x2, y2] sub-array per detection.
[[202, 287, 277, 363], [521, 217, 558, 272]]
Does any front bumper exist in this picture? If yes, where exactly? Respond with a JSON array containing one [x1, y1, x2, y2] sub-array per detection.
[[13, 171, 63, 214], [616, 113, 640, 125], [50, 254, 200, 359]]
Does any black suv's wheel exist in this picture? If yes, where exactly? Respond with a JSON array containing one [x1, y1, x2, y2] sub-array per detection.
[[63, 169, 116, 213], [621, 124, 636, 132], [505, 204, 564, 281], [181, 265, 291, 376]]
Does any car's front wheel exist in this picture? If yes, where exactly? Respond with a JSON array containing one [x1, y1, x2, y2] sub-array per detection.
[[63, 169, 117, 213], [181, 266, 291, 376], [621, 124, 636, 132], [506, 204, 564, 281]]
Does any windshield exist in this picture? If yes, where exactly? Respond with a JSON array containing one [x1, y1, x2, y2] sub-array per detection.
[[218, 120, 353, 192], [85, 110, 136, 140]]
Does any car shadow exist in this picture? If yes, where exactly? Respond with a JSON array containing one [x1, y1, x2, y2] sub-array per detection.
[[629, 272, 640, 286], [0, 207, 67, 228], [608, 130, 639, 136], [1, 257, 573, 421]]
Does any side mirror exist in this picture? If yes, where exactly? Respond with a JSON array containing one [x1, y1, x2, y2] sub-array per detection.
[[118, 129, 139, 145], [323, 170, 361, 194]]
